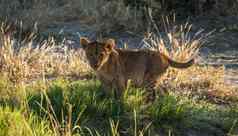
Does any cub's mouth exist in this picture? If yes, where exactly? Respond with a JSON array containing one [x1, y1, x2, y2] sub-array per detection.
[[95, 63, 104, 71], [89, 62, 103, 71]]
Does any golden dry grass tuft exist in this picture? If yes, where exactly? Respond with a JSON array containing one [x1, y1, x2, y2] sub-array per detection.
[[0, 21, 91, 84]]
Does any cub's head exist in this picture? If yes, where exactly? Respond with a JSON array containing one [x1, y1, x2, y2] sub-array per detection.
[[80, 37, 116, 70]]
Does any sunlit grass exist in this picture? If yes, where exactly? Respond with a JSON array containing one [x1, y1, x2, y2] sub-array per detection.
[[143, 15, 238, 104]]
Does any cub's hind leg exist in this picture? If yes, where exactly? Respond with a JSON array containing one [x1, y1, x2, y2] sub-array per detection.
[[143, 78, 158, 103], [143, 75, 167, 103]]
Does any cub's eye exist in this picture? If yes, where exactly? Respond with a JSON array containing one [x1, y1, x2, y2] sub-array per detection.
[[100, 53, 104, 56]]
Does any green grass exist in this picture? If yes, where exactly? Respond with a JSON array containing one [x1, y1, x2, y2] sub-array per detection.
[[0, 78, 237, 136], [0, 107, 53, 136]]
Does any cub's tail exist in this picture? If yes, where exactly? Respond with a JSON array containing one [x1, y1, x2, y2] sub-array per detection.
[[162, 54, 194, 68], [168, 58, 194, 68]]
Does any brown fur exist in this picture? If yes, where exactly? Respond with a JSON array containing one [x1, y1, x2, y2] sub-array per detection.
[[80, 37, 194, 101]]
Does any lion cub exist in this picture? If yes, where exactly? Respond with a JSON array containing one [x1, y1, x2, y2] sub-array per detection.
[[80, 37, 194, 101]]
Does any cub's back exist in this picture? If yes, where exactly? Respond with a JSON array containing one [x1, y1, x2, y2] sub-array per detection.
[[115, 49, 151, 64], [115, 49, 162, 77], [115, 48, 160, 64]]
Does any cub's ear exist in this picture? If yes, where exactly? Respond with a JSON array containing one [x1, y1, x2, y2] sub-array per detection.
[[80, 37, 90, 49], [104, 39, 115, 51]]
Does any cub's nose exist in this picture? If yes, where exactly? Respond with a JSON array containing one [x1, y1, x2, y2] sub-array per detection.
[[95, 63, 100, 68]]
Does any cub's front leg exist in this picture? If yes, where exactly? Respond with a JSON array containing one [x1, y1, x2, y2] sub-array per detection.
[[99, 77, 114, 96], [100, 78, 125, 99]]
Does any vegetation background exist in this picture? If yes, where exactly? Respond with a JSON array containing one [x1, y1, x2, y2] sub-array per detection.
[[0, 0, 238, 136]]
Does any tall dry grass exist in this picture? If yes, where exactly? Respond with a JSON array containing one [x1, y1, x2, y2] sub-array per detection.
[[0, 21, 91, 84]]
